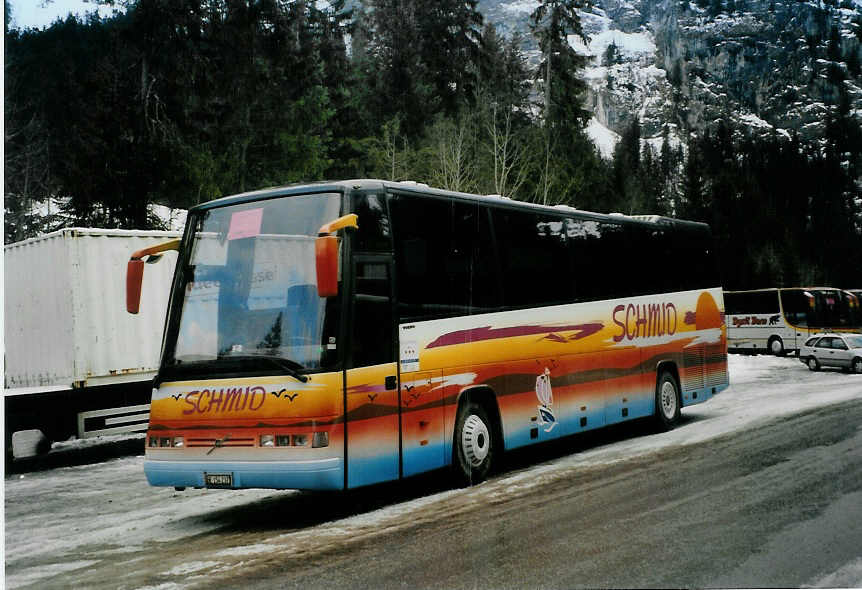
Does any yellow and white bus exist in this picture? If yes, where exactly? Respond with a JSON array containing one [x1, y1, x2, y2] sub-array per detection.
[[725, 288, 862, 355], [128, 180, 728, 490]]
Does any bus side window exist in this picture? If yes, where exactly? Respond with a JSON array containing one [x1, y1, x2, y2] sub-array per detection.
[[352, 260, 394, 367], [352, 192, 392, 253], [390, 194, 499, 320], [494, 210, 573, 308], [780, 290, 808, 326]]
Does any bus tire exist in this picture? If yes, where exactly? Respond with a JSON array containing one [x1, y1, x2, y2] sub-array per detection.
[[453, 401, 495, 486], [807, 356, 821, 372], [852, 357, 862, 374], [768, 336, 785, 356], [654, 371, 681, 430]]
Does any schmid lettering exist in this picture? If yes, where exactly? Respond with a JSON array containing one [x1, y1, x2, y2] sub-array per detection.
[[613, 302, 677, 343], [182, 386, 267, 415]]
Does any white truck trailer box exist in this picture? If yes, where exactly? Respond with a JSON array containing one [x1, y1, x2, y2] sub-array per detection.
[[4, 228, 180, 450]]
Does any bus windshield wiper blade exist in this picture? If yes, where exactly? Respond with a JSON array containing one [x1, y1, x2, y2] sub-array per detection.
[[217, 354, 309, 382]]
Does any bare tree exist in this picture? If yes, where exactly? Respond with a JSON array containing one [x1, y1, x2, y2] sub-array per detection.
[[484, 100, 529, 198], [429, 115, 477, 192], [4, 80, 61, 242]]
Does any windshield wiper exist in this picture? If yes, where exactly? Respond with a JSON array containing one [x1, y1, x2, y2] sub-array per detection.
[[216, 354, 309, 382]]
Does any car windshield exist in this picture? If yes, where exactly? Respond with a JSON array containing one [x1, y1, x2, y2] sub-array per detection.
[[166, 192, 342, 373]]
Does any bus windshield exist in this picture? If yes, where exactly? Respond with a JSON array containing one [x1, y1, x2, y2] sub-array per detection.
[[780, 288, 861, 329], [165, 193, 342, 376]]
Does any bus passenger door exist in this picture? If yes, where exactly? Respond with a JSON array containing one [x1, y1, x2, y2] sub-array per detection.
[[346, 363, 400, 488], [400, 370, 445, 477], [346, 257, 400, 488]]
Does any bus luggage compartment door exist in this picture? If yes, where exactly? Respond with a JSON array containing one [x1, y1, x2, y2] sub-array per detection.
[[400, 370, 444, 478]]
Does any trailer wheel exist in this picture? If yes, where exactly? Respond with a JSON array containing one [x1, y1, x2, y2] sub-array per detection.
[[654, 371, 681, 430], [453, 402, 495, 486]]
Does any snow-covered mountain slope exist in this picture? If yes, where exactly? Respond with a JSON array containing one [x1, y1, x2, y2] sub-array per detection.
[[480, 0, 862, 151]]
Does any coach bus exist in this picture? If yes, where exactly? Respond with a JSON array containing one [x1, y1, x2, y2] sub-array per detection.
[[725, 288, 862, 355], [127, 180, 728, 490]]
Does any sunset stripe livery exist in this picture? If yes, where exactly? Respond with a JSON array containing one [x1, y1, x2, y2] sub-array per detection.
[[145, 288, 728, 489]]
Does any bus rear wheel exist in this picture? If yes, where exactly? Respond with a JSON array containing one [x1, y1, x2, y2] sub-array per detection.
[[453, 402, 495, 486], [768, 337, 785, 356], [654, 371, 681, 430]]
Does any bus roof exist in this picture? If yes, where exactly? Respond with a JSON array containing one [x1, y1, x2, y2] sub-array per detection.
[[191, 179, 710, 233], [724, 287, 848, 293]]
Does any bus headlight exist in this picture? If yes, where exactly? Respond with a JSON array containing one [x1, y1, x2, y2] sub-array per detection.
[[172, 437, 185, 448], [292, 434, 309, 447], [260, 434, 275, 447]]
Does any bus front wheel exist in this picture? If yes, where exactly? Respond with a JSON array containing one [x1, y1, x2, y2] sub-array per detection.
[[453, 402, 495, 486], [654, 371, 681, 430]]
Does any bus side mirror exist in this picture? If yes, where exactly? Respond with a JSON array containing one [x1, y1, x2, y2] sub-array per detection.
[[315, 235, 339, 298], [126, 239, 181, 314], [127, 259, 145, 314], [315, 214, 358, 298]]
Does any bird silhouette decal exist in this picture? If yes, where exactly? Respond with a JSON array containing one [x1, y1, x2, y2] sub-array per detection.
[[171, 393, 182, 401], [535, 368, 557, 432], [368, 393, 378, 402], [285, 393, 299, 402], [271, 389, 286, 398]]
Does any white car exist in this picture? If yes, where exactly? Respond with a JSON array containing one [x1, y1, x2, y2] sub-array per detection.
[[798, 333, 862, 373]]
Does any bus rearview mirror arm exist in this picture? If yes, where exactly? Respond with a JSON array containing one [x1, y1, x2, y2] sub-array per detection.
[[126, 239, 181, 314], [316, 214, 358, 298]]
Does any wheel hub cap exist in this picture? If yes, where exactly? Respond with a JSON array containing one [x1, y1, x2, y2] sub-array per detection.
[[461, 414, 490, 467], [661, 381, 677, 418]]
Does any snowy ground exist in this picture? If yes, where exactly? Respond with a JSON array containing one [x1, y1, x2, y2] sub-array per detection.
[[4, 354, 862, 589]]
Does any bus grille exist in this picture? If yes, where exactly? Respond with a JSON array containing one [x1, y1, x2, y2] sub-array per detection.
[[683, 345, 705, 390], [704, 344, 728, 388], [186, 437, 255, 448]]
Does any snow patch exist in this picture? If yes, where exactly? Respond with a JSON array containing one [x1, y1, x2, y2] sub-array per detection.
[[809, 557, 862, 588], [165, 561, 223, 576], [500, 0, 540, 14], [737, 113, 773, 129], [5, 560, 100, 588], [588, 29, 656, 59], [586, 117, 620, 159]]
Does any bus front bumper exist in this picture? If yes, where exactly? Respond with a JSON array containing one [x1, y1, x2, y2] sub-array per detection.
[[144, 457, 344, 490]]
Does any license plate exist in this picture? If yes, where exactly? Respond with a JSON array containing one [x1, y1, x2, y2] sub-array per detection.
[[205, 473, 233, 488]]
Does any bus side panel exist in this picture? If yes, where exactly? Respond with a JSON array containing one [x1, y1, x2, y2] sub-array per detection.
[[726, 313, 796, 352], [604, 347, 655, 425], [400, 370, 445, 477], [459, 354, 610, 452], [402, 288, 728, 455], [346, 363, 400, 489]]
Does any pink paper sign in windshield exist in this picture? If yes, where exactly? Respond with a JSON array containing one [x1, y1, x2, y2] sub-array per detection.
[[227, 208, 263, 240]]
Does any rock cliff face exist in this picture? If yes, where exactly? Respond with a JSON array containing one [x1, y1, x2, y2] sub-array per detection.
[[480, 0, 862, 149]]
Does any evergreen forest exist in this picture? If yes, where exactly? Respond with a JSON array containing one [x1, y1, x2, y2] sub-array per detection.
[[4, 0, 861, 289]]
